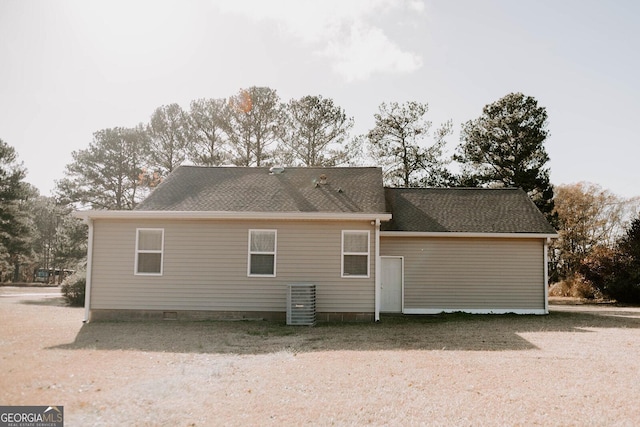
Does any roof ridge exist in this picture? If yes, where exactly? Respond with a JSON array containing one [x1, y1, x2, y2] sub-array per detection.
[[384, 187, 524, 191], [176, 165, 381, 170], [136, 166, 387, 213]]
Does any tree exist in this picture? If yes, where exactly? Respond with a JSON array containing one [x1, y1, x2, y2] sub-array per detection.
[[581, 215, 640, 303], [148, 103, 190, 175], [0, 140, 35, 281], [31, 196, 58, 271], [456, 92, 554, 218], [31, 196, 87, 275], [186, 98, 229, 166], [277, 95, 354, 166], [226, 87, 287, 167], [51, 209, 87, 271], [551, 182, 626, 281], [56, 126, 151, 210], [366, 101, 453, 187], [620, 216, 640, 263], [337, 135, 370, 167]]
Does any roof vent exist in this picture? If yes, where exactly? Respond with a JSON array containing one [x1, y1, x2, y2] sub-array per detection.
[[269, 166, 285, 175]]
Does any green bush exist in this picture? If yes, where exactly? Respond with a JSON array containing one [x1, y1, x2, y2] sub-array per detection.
[[61, 275, 86, 307], [604, 276, 640, 304]]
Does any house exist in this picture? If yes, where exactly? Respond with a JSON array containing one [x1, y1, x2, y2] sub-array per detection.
[[74, 166, 557, 322]]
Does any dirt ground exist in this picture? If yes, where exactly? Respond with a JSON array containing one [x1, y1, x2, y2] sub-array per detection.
[[2, 287, 640, 426]]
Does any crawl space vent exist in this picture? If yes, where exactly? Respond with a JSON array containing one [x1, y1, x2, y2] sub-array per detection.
[[286, 284, 316, 326]]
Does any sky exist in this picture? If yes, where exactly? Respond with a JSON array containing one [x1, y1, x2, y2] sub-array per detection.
[[1, 0, 639, 198]]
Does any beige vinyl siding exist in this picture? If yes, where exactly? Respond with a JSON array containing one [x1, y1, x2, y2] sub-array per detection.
[[90, 219, 375, 313], [380, 237, 545, 311]]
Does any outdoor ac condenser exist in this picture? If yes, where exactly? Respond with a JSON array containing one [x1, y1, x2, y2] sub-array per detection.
[[286, 284, 316, 326]]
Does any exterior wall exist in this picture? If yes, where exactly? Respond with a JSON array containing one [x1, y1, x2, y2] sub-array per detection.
[[380, 236, 546, 313], [89, 219, 375, 318]]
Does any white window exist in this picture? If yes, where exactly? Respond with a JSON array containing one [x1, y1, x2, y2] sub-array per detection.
[[135, 228, 164, 275], [342, 230, 370, 277], [248, 229, 277, 277]]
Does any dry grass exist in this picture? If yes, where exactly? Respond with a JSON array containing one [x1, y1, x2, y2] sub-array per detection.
[[2, 287, 640, 426]]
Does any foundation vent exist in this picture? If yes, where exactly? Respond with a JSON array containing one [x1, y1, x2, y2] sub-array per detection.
[[163, 311, 178, 320], [286, 284, 316, 326]]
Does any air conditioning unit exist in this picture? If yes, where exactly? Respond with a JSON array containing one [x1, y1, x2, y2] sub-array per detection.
[[286, 284, 316, 326]]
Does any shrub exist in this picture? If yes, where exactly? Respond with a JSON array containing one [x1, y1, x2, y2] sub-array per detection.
[[61, 274, 86, 307], [548, 280, 572, 297], [604, 276, 640, 304], [571, 277, 602, 300], [549, 275, 601, 299]]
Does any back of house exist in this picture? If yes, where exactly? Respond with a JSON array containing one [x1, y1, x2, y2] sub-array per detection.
[[75, 166, 556, 322]]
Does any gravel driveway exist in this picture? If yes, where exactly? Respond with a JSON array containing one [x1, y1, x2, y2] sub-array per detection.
[[2, 287, 640, 426]]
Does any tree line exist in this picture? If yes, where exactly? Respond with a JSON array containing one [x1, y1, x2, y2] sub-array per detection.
[[1, 87, 638, 302], [55, 88, 555, 218]]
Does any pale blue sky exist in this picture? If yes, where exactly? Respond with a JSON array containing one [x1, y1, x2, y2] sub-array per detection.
[[1, 0, 638, 197]]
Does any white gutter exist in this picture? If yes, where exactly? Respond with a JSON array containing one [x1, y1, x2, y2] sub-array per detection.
[[381, 231, 558, 239], [73, 210, 393, 222], [83, 218, 94, 323], [544, 237, 551, 314], [374, 218, 381, 322]]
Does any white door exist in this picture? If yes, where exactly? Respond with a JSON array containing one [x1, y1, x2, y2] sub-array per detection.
[[381, 257, 403, 313]]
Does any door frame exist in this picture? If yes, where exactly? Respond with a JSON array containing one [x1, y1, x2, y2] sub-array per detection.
[[380, 256, 404, 314]]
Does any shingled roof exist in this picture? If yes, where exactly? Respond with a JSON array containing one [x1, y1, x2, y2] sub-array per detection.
[[382, 187, 557, 234], [135, 166, 387, 214]]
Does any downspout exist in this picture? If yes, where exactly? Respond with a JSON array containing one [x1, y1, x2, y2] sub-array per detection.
[[374, 218, 381, 322], [83, 218, 94, 323], [544, 238, 550, 314]]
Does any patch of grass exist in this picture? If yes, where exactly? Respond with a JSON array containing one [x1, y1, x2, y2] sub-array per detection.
[[378, 312, 493, 326], [246, 325, 296, 337]]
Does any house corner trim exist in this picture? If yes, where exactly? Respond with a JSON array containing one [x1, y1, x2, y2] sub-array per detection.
[[374, 218, 381, 322], [84, 218, 94, 323]]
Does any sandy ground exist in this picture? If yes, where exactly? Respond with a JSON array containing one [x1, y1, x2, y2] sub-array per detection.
[[2, 287, 640, 426]]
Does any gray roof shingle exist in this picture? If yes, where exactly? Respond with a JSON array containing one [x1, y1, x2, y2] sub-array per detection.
[[382, 187, 556, 234], [134, 167, 555, 234], [135, 166, 387, 213]]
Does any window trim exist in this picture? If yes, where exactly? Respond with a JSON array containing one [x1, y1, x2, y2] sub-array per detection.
[[341, 230, 370, 278], [247, 229, 277, 277], [134, 228, 164, 276]]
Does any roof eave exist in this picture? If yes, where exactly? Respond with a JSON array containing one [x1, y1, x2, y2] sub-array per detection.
[[380, 231, 559, 239], [73, 210, 392, 222]]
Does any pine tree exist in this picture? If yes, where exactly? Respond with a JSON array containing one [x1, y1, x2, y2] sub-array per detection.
[[456, 92, 555, 219]]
